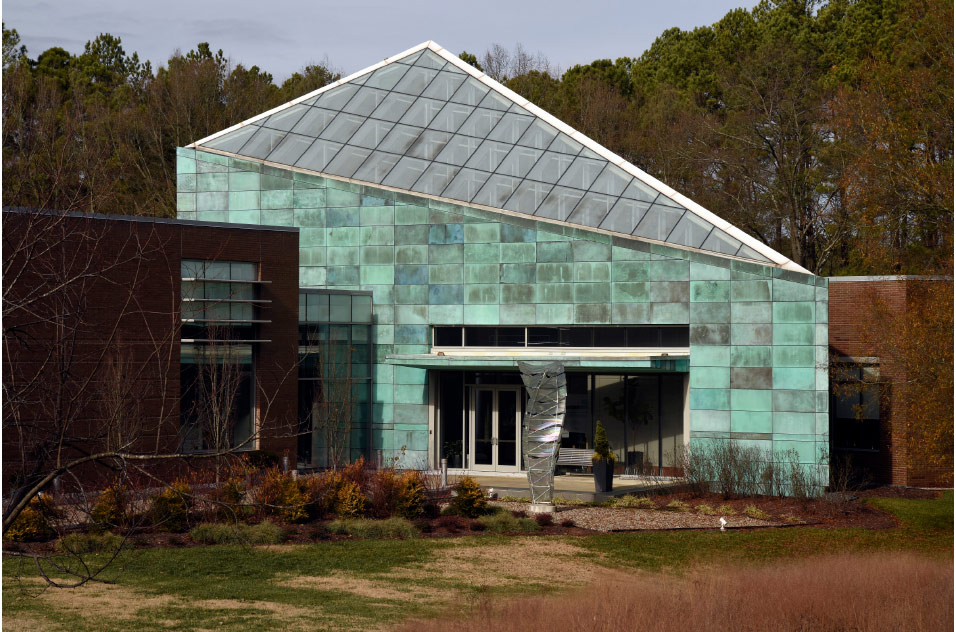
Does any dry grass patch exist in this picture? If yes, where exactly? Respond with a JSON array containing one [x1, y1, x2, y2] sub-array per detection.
[[397, 552, 953, 632]]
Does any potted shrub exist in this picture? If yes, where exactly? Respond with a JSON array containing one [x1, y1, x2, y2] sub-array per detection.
[[592, 421, 615, 493], [442, 440, 463, 469]]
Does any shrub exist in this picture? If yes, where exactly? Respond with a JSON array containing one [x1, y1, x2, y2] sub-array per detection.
[[533, 512, 554, 527], [243, 450, 280, 469], [678, 443, 822, 498], [5, 495, 57, 542], [55, 532, 124, 554], [326, 517, 419, 539], [367, 469, 402, 518], [303, 470, 339, 519], [477, 511, 541, 534], [716, 504, 736, 515], [334, 480, 368, 519], [150, 481, 193, 532], [743, 505, 771, 520], [89, 483, 126, 533], [664, 500, 690, 512], [695, 504, 716, 515], [592, 421, 615, 462], [511, 509, 528, 518], [447, 476, 487, 518], [395, 471, 426, 519], [782, 513, 806, 525], [560, 518, 576, 528], [254, 469, 309, 523], [434, 515, 470, 532], [209, 477, 248, 521], [610, 495, 656, 509], [189, 521, 284, 545], [338, 457, 372, 489]]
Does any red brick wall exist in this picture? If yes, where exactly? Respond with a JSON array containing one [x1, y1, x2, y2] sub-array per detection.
[[829, 279, 949, 487], [2, 211, 299, 488]]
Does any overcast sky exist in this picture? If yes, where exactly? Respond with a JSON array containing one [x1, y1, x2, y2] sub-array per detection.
[[4, 1, 752, 80]]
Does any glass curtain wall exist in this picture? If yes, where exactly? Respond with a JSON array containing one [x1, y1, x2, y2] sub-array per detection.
[[298, 291, 372, 467]]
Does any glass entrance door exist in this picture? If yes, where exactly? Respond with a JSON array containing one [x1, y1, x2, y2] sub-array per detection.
[[469, 387, 522, 472]]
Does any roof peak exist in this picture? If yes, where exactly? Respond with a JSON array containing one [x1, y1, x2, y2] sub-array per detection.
[[189, 42, 808, 273]]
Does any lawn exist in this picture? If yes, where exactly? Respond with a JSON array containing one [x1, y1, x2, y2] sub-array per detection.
[[3, 492, 952, 632]]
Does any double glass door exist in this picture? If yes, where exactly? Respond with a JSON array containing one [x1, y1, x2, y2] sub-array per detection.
[[469, 387, 521, 472]]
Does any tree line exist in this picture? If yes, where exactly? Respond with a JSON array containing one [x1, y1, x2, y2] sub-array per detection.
[[3, 0, 952, 275]]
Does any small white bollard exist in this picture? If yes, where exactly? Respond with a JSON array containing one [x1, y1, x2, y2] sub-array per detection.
[[440, 458, 448, 487]]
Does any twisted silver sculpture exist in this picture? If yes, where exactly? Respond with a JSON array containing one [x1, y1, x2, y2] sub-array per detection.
[[518, 361, 567, 506]]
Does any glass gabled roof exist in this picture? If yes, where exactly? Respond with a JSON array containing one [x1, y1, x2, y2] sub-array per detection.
[[193, 42, 808, 271]]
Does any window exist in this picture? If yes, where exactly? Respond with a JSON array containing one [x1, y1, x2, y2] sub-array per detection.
[[180, 259, 264, 341], [831, 362, 882, 452], [433, 326, 689, 348]]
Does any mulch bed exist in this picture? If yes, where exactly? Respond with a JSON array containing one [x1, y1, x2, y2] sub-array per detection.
[[4, 486, 938, 553]]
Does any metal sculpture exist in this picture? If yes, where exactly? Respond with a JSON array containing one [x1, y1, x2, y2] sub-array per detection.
[[518, 361, 567, 507]]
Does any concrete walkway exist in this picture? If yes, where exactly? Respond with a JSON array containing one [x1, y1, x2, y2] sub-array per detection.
[[461, 472, 682, 503]]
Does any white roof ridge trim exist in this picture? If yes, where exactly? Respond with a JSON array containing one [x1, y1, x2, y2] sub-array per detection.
[[190, 40, 808, 274]]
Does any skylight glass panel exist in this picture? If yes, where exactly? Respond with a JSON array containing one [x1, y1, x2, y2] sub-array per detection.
[[412, 163, 459, 196], [556, 156, 605, 190], [300, 95, 320, 106], [383, 156, 429, 189], [292, 107, 337, 137], [535, 186, 584, 220], [464, 140, 511, 172], [422, 71, 466, 101], [701, 228, 743, 255], [450, 77, 490, 106], [365, 63, 409, 90], [566, 192, 614, 226], [590, 164, 631, 197], [526, 151, 575, 184], [295, 139, 343, 172], [261, 104, 309, 131], [434, 134, 482, 166], [266, 133, 313, 166], [342, 87, 388, 116], [319, 112, 365, 143], [352, 151, 401, 183], [351, 73, 370, 85], [486, 113, 534, 143], [349, 119, 394, 149], [393, 65, 439, 96], [668, 212, 713, 249], [495, 146, 542, 178], [479, 90, 511, 111], [443, 61, 466, 74], [504, 180, 552, 214], [548, 133, 583, 155], [472, 174, 520, 208], [621, 177, 660, 203], [396, 50, 424, 65], [517, 119, 558, 149], [407, 130, 452, 160], [316, 83, 360, 110], [735, 244, 772, 263], [400, 98, 444, 127], [324, 145, 372, 178], [457, 108, 505, 138], [509, 103, 533, 116], [632, 205, 684, 241], [378, 124, 423, 154], [599, 198, 650, 235], [203, 125, 258, 153], [415, 49, 447, 70], [371, 92, 416, 122], [238, 126, 286, 159], [655, 194, 686, 209], [427, 102, 474, 133], [579, 147, 603, 160], [443, 168, 490, 202]]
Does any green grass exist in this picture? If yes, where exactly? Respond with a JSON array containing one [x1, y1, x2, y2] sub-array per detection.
[[189, 521, 284, 545], [575, 491, 954, 572], [3, 492, 951, 631]]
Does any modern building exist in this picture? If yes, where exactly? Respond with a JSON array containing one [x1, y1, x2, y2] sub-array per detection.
[[174, 42, 830, 482]]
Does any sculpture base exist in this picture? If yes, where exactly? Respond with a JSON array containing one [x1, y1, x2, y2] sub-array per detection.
[[528, 503, 555, 514]]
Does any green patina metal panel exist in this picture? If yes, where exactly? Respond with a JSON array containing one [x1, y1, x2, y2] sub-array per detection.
[[176, 149, 829, 482]]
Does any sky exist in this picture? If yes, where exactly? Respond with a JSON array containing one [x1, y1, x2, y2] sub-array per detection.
[[3, 0, 753, 80]]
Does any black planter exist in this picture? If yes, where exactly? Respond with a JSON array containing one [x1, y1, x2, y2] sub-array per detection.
[[593, 459, 614, 493]]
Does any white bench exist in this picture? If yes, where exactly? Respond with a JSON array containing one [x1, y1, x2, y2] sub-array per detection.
[[556, 448, 593, 469]]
